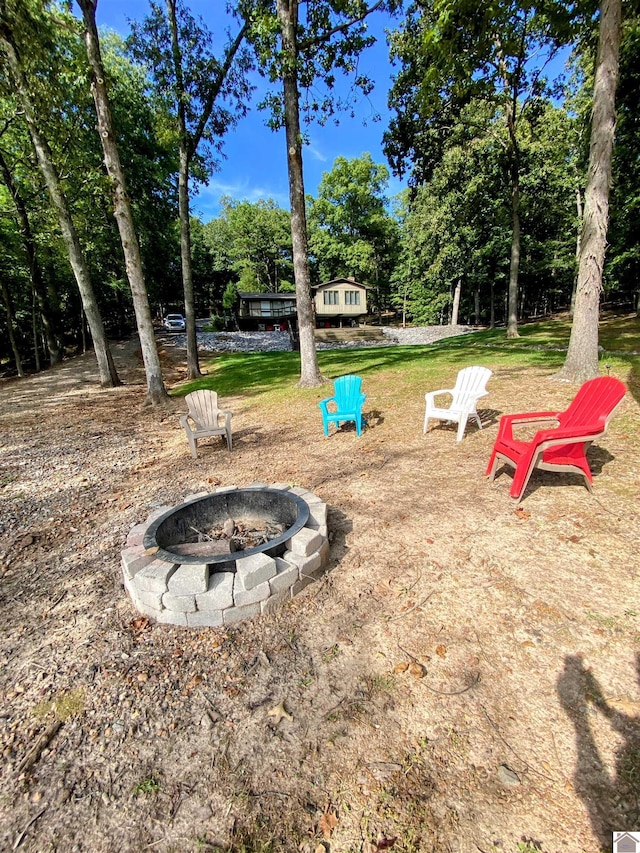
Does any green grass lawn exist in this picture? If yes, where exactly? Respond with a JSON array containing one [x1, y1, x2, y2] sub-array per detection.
[[173, 314, 640, 403]]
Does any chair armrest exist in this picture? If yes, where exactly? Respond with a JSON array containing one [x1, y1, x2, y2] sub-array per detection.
[[425, 387, 454, 403], [179, 413, 193, 429], [318, 397, 336, 413], [497, 411, 559, 441]]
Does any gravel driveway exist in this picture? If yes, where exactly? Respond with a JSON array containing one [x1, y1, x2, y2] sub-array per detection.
[[166, 324, 477, 353]]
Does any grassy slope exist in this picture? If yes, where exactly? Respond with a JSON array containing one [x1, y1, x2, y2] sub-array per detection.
[[173, 315, 640, 407]]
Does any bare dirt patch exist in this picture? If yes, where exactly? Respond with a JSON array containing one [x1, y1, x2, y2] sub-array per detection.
[[1, 337, 639, 853]]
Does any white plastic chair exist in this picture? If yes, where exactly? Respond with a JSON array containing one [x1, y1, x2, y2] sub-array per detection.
[[180, 390, 232, 458], [423, 366, 492, 442]]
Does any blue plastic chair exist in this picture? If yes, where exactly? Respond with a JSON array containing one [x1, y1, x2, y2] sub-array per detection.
[[318, 375, 366, 437]]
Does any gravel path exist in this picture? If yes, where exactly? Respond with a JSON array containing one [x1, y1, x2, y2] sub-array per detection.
[[167, 324, 477, 353]]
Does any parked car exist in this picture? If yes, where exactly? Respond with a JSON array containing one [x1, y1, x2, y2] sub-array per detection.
[[163, 313, 186, 332]]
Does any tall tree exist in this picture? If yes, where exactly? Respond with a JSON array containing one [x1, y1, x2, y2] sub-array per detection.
[[556, 0, 622, 382], [252, 0, 399, 386], [77, 0, 168, 404], [0, 1, 120, 386], [308, 153, 399, 313], [385, 0, 577, 337], [130, 0, 250, 379]]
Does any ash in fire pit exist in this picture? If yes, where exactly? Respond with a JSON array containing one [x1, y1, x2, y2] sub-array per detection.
[[122, 485, 330, 628], [177, 516, 286, 555]]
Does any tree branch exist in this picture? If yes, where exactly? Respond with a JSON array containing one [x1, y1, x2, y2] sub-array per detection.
[[298, 0, 385, 52]]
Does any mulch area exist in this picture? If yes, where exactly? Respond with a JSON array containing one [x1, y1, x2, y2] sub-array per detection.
[[1, 336, 639, 853]]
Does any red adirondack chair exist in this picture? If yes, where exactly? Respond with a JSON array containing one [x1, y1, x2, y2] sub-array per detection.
[[485, 376, 626, 501]]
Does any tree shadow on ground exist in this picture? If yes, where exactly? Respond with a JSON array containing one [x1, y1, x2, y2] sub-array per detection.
[[557, 654, 640, 850]]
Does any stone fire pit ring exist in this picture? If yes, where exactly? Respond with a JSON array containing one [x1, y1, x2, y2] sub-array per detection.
[[121, 484, 330, 628]]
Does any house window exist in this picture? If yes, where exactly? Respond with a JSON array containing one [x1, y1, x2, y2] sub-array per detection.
[[323, 290, 339, 305], [345, 290, 361, 305]]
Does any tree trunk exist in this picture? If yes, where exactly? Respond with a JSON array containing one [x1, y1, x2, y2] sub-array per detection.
[[570, 178, 583, 316], [506, 173, 521, 338], [1, 280, 24, 376], [276, 0, 324, 387], [0, 27, 119, 387], [167, 0, 201, 380], [0, 148, 62, 365], [490, 279, 495, 329], [451, 277, 461, 326], [474, 285, 480, 325], [79, 0, 168, 404], [556, 0, 621, 383]]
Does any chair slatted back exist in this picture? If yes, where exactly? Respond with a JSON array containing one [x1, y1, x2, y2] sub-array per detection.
[[186, 390, 220, 428], [452, 366, 492, 407], [333, 375, 364, 411], [558, 376, 626, 432]]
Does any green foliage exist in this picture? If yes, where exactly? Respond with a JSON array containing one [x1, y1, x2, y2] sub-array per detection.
[[203, 198, 293, 293], [132, 777, 161, 796], [307, 153, 400, 311]]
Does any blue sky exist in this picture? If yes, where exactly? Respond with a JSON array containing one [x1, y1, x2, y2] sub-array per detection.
[[94, 1, 406, 221]]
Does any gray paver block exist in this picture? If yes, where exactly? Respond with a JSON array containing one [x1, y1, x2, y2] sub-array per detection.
[[306, 502, 327, 527], [145, 505, 173, 524], [135, 601, 164, 620], [168, 563, 209, 595], [235, 552, 277, 590], [223, 602, 261, 624], [269, 558, 299, 593], [215, 485, 237, 492], [284, 550, 322, 577], [246, 481, 268, 489], [156, 609, 189, 626], [126, 523, 148, 548], [291, 574, 315, 596], [269, 483, 291, 491], [162, 592, 197, 612], [196, 572, 234, 611], [135, 559, 178, 593], [286, 527, 323, 557], [288, 486, 310, 497], [261, 588, 292, 614], [124, 576, 141, 607], [137, 588, 164, 609], [318, 539, 330, 565], [234, 580, 271, 607], [121, 547, 156, 580], [306, 521, 328, 539], [187, 610, 224, 628]]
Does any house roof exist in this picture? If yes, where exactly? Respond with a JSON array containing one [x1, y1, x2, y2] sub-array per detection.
[[312, 278, 371, 291], [238, 291, 296, 300]]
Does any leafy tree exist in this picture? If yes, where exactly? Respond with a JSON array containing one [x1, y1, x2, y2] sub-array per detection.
[[77, 0, 169, 404], [307, 153, 399, 314], [250, 0, 400, 386], [203, 197, 293, 293], [557, 0, 623, 382], [606, 13, 640, 314], [129, 0, 251, 379], [0, 0, 120, 386], [385, 0, 578, 337]]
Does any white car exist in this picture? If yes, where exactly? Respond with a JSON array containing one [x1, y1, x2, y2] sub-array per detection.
[[163, 313, 186, 332]]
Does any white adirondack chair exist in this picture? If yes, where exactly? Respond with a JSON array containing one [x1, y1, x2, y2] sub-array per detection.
[[423, 366, 492, 442], [180, 390, 233, 458]]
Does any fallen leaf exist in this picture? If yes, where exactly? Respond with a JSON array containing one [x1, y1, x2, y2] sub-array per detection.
[[131, 616, 150, 632], [514, 507, 531, 520], [144, 546, 159, 555], [409, 662, 426, 679], [318, 810, 338, 839], [376, 836, 397, 850], [425, 537, 434, 544], [393, 662, 410, 674], [268, 700, 293, 724], [435, 644, 447, 658], [315, 845, 327, 853]]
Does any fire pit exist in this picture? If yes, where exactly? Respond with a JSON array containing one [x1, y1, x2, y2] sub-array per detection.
[[121, 484, 329, 627]]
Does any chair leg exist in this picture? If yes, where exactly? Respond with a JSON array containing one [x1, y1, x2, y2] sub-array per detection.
[[456, 416, 468, 442], [226, 429, 232, 451], [423, 412, 430, 433], [185, 430, 198, 459]]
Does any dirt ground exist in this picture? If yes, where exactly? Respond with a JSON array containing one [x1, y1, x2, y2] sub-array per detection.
[[1, 335, 639, 853]]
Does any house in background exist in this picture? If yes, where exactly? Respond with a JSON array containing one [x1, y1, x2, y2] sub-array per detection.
[[312, 277, 370, 327], [236, 277, 370, 330], [237, 292, 297, 331]]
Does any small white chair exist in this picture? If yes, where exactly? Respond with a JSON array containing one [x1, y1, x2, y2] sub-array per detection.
[[180, 390, 232, 458], [423, 366, 492, 442]]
